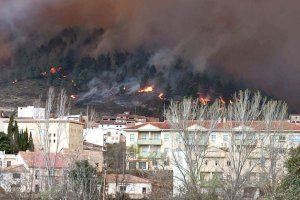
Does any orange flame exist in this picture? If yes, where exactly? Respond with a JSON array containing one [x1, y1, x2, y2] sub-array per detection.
[[219, 97, 226, 105], [158, 93, 164, 100], [70, 95, 77, 100], [199, 95, 211, 105], [138, 85, 154, 93]]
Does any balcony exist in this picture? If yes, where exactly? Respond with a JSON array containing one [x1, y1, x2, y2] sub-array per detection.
[[137, 139, 162, 145], [139, 152, 162, 158]]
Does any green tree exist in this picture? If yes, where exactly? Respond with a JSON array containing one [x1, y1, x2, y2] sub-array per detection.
[[7, 115, 19, 154], [28, 132, 34, 151], [276, 146, 300, 200], [69, 160, 101, 200], [0, 132, 10, 153]]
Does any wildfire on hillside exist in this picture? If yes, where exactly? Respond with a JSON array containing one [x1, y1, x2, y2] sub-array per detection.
[[199, 94, 211, 105], [158, 93, 164, 100], [138, 85, 154, 93], [70, 94, 77, 100], [50, 65, 62, 75], [219, 97, 226, 105]]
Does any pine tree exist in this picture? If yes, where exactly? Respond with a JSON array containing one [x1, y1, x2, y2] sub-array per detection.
[[24, 128, 29, 150], [7, 115, 14, 146], [13, 121, 19, 153], [28, 132, 34, 152]]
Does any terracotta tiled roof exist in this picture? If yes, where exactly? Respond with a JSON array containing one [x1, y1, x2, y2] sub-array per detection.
[[1, 164, 28, 173], [99, 121, 127, 125], [106, 174, 151, 184], [19, 151, 67, 169], [125, 120, 300, 131], [125, 121, 170, 130]]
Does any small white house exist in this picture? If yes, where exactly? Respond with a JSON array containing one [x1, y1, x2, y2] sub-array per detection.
[[84, 121, 127, 146], [0, 151, 19, 168], [106, 174, 152, 199], [17, 106, 45, 119]]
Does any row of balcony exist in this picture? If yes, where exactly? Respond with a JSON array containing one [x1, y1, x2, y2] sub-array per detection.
[[137, 139, 162, 145]]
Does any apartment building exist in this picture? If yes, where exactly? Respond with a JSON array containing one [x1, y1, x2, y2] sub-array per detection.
[[1, 118, 84, 153], [125, 122, 172, 170], [125, 120, 300, 189]]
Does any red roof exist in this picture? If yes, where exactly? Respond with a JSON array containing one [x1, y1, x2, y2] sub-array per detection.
[[125, 120, 300, 131], [106, 174, 151, 184], [2, 164, 28, 173], [19, 151, 67, 169]]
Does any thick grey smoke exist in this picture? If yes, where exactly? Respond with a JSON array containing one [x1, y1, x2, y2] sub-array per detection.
[[0, 0, 299, 110]]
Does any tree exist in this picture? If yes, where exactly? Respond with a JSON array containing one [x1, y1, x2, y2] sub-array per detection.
[[0, 132, 10, 153], [28, 132, 34, 151], [276, 147, 300, 200], [7, 115, 20, 154], [67, 160, 101, 200]]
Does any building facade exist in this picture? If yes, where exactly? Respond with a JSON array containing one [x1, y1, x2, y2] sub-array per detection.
[[1, 118, 84, 153]]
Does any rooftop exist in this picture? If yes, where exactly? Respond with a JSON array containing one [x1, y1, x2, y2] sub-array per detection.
[[106, 174, 151, 184]]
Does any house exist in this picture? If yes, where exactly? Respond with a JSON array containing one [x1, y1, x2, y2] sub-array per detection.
[[0, 149, 104, 193], [0, 164, 29, 193], [105, 174, 152, 199], [1, 118, 84, 153], [0, 151, 18, 168]]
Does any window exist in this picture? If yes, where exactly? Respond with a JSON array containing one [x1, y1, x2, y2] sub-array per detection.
[[53, 134, 56, 137], [35, 170, 40, 179], [141, 133, 148, 140], [49, 169, 55, 177], [49, 139, 51, 143], [211, 134, 216, 143], [205, 160, 208, 165], [0, 161, 2, 167], [215, 160, 218, 166], [153, 133, 161, 140], [7, 161, 11, 167], [13, 173, 21, 179], [164, 133, 169, 141], [53, 139, 56, 143], [227, 161, 231, 166], [130, 134, 135, 141], [139, 162, 147, 170], [129, 162, 136, 170], [279, 135, 286, 142], [223, 134, 229, 142], [164, 159, 170, 166], [142, 187, 147, 194], [141, 146, 148, 154], [35, 184, 40, 193], [119, 186, 126, 192]]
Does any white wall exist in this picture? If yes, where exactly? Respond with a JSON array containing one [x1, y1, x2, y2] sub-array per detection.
[[107, 182, 151, 199], [18, 106, 45, 119]]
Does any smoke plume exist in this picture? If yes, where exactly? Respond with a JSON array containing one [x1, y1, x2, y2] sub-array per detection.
[[0, 0, 299, 110]]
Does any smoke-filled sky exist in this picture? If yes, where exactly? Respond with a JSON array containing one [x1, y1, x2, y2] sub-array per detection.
[[0, 0, 299, 111]]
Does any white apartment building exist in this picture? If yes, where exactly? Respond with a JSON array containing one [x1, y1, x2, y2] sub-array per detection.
[[124, 120, 300, 195], [1, 118, 84, 153], [84, 121, 129, 146], [125, 122, 172, 170]]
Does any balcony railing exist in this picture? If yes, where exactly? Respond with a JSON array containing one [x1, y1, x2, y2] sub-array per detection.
[[137, 139, 162, 145], [139, 152, 162, 158]]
